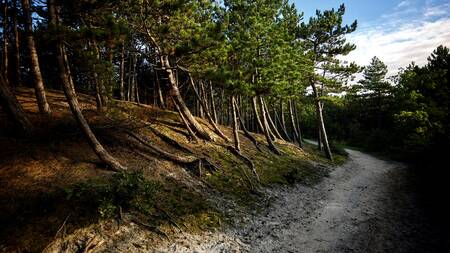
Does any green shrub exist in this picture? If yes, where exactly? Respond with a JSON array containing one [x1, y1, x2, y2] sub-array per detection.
[[65, 171, 161, 218]]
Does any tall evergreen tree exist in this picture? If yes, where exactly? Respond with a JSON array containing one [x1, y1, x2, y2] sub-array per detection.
[[299, 4, 358, 160]]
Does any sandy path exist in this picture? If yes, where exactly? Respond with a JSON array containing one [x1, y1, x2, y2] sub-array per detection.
[[157, 148, 434, 253]]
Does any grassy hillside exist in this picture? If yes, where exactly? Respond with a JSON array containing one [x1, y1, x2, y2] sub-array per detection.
[[0, 88, 345, 252]]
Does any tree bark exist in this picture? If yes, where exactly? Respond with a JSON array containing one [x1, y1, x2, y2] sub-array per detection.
[[48, 0, 126, 171], [119, 42, 125, 100], [262, 98, 284, 140], [231, 96, 241, 152], [289, 99, 303, 148], [279, 101, 292, 141], [311, 83, 333, 160], [161, 55, 212, 141], [126, 52, 132, 101], [252, 96, 264, 134], [22, 0, 51, 115], [154, 70, 165, 109], [88, 40, 103, 110], [2, 0, 9, 87], [209, 82, 218, 123], [130, 53, 136, 102], [293, 100, 304, 148], [12, 0, 21, 86], [234, 99, 261, 151], [0, 72, 33, 133], [258, 96, 281, 154], [187, 75, 230, 142], [172, 97, 198, 142]]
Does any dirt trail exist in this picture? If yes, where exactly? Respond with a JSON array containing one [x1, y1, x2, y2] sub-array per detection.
[[156, 148, 437, 253]]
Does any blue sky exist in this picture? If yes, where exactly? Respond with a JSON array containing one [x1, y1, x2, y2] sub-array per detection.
[[292, 0, 450, 75]]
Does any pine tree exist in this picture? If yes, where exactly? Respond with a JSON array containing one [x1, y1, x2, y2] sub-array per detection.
[[299, 4, 359, 161], [358, 56, 391, 128]]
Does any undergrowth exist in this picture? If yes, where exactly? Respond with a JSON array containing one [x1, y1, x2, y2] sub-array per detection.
[[65, 171, 161, 218]]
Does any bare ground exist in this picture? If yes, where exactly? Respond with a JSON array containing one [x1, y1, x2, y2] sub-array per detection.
[[154, 149, 444, 253]]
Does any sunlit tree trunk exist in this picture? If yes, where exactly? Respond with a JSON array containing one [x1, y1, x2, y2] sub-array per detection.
[[22, 0, 51, 115], [231, 96, 241, 152], [258, 96, 281, 154], [252, 96, 264, 133], [48, 0, 126, 171], [311, 82, 333, 160], [161, 55, 213, 141]]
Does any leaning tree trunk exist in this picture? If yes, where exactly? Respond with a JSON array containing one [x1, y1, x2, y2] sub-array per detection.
[[161, 56, 213, 141], [22, 0, 51, 115], [48, 0, 126, 171], [279, 101, 292, 142], [12, 0, 21, 86], [231, 96, 241, 152], [209, 82, 218, 124], [0, 72, 33, 133], [252, 96, 264, 134], [311, 83, 333, 161], [262, 98, 284, 140], [187, 75, 230, 142], [154, 70, 166, 109], [258, 96, 281, 155], [234, 99, 261, 151]]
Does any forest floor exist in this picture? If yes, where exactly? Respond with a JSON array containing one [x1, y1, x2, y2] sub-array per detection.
[[1, 89, 446, 252], [0, 88, 339, 252]]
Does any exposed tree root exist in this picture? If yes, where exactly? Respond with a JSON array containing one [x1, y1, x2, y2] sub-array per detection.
[[126, 131, 219, 175], [146, 123, 195, 154], [226, 146, 261, 183]]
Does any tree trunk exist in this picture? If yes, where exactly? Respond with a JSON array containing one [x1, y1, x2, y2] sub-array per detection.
[[234, 99, 261, 151], [279, 101, 292, 141], [119, 42, 125, 100], [2, 1, 9, 87], [209, 82, 218, 123], [0, 72, 33, 133], [88, 40, 103, 110], [92, 39, 107, 107], [262, 98, 284, 140], [127, 52, 132, 101], [155, 70, 165, 109], [132, 53, 139, 103], [48, 0, 126, 171], [252, 96, 264, 134], [311, 83, 333, 160], [187, 75, 230, 142], [130, 53, 136, 102], [293, 100, 304, 148], [289, 99, 303, 148], [172, 97, 198, 142], [22, 0, 51, 115], [161, 55, 213, 141], [12, 0, 21, 86], [231, 96, 241, 152], [258, 96, 281, 154]]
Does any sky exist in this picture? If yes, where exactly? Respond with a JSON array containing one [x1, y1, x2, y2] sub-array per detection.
[[291, 0, 450, 76]]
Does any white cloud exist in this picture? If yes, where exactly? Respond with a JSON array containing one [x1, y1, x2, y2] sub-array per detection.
[[424, 3, 450, 17], [396, 0, 412, 9], [343, 2, 450, 77]]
